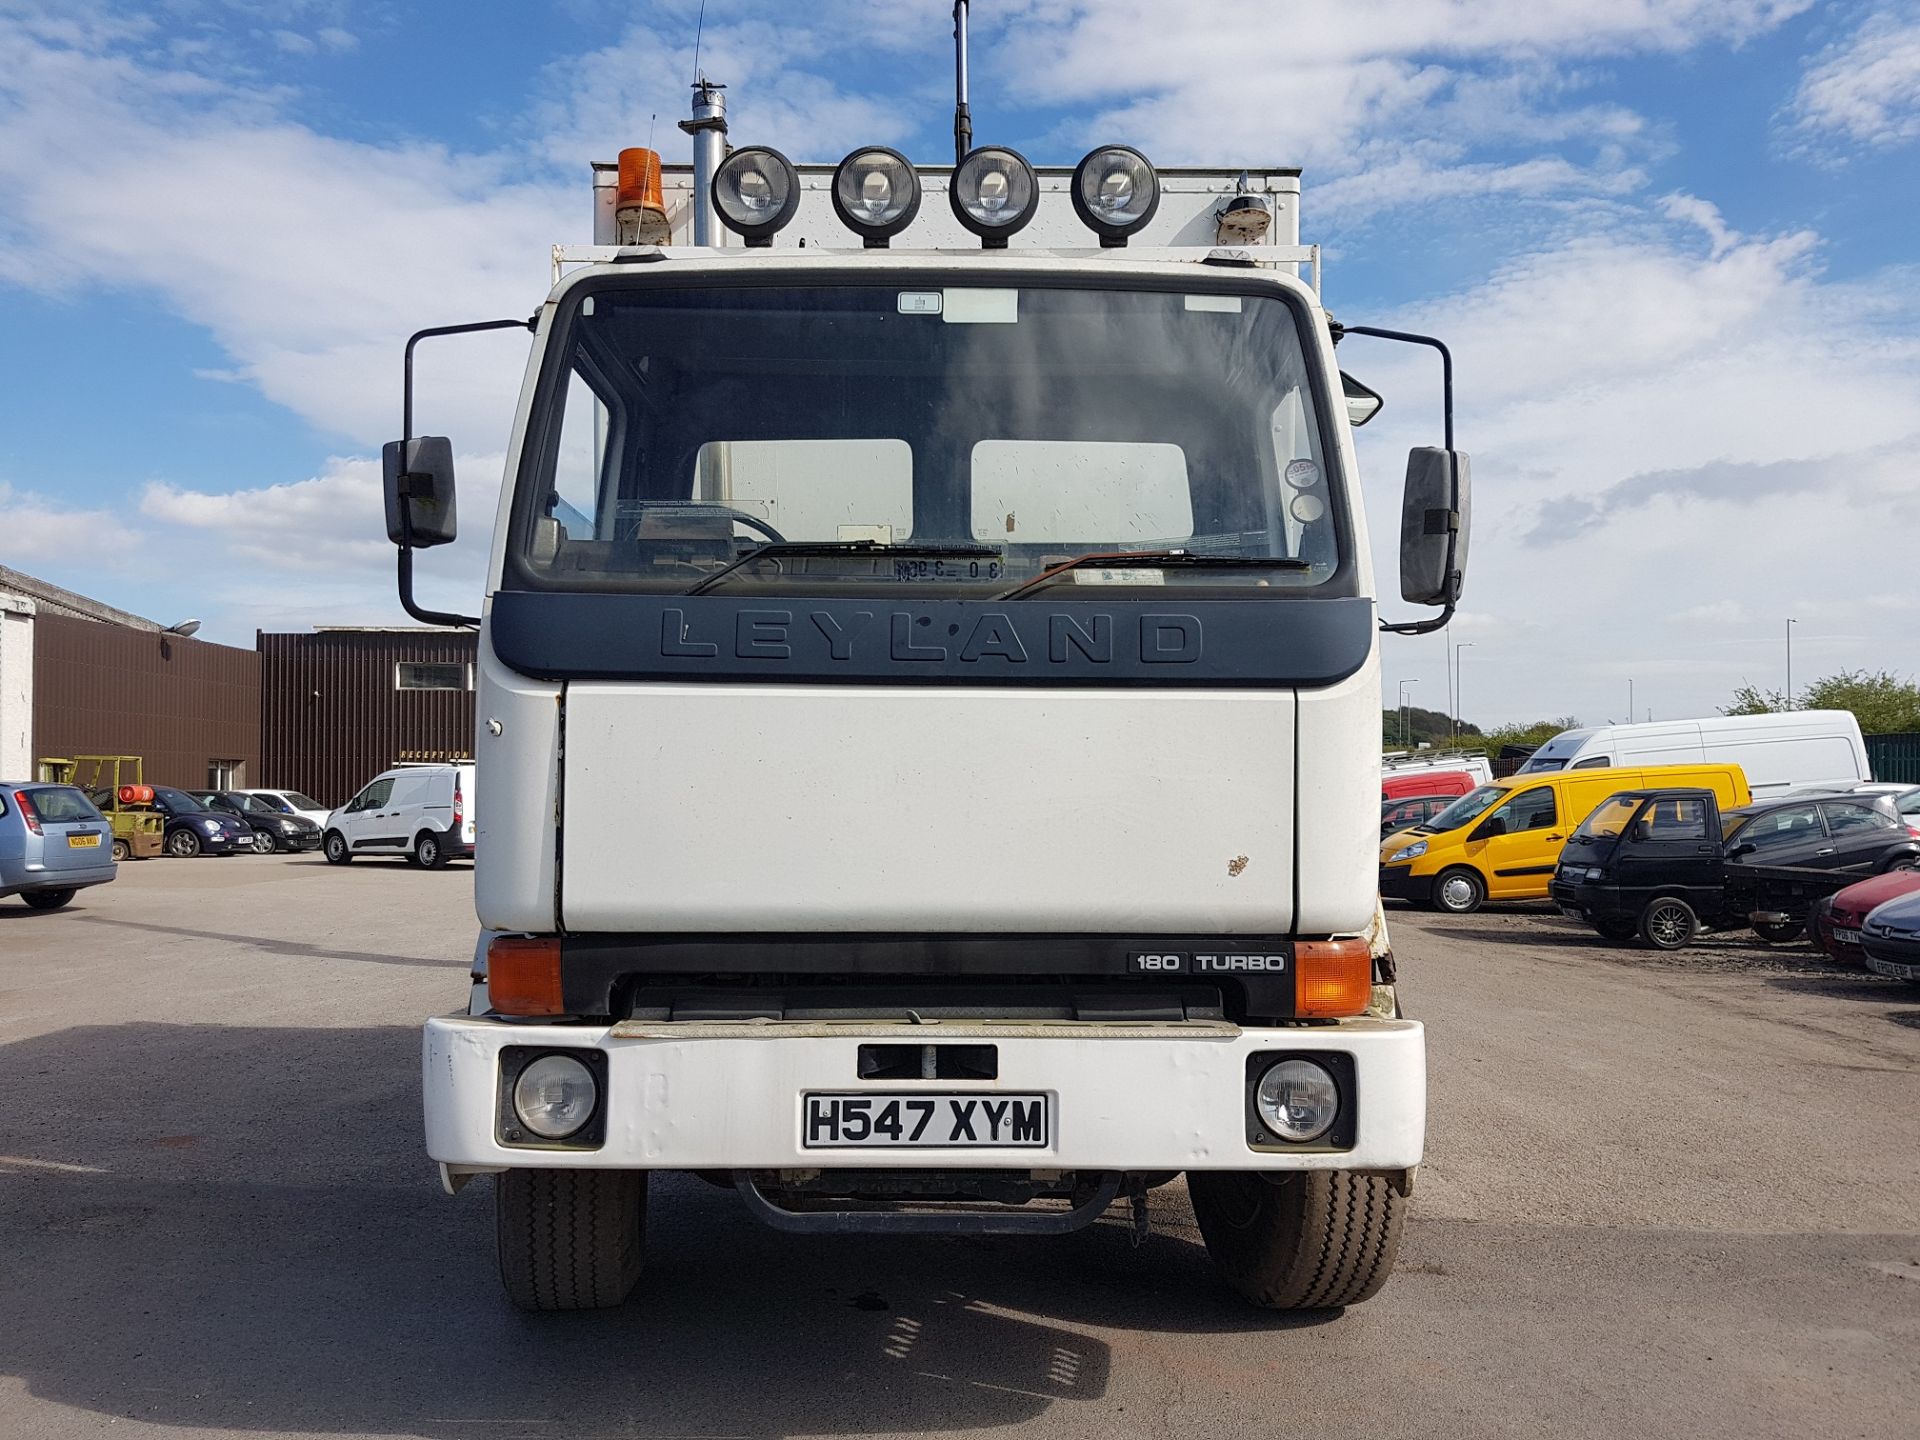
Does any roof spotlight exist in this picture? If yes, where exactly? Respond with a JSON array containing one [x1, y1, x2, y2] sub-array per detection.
[[1071, 145, 1159, 246], [949, 145, 1039, 247], [711, 146, 801, 247], [833, 146, 922, 247]]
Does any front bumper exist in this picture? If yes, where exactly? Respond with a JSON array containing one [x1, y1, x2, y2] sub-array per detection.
[[1378, 864, 1432, 905], [1861, 927, 1920, 980], [282, 830, 323, 851], [423, 1014, 1426, 1174]]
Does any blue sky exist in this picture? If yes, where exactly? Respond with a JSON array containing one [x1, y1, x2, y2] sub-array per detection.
[[2, 0, 1918, 725]]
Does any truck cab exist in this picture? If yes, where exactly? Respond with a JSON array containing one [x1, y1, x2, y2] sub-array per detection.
[[392, 108, 1469, 1313]]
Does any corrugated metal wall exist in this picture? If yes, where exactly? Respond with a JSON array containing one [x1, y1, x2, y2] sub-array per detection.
[[1867, 732, 1920, 784], [259, 630, 478, 806], [32, 614, 261, 789]]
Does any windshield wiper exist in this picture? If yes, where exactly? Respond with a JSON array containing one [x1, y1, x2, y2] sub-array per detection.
[[682, 541, 1002, 596], [991, 550, 1311, 602]]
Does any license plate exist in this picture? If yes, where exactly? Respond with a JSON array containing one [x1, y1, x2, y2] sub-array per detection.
[[1866, 955, 1920, 980], [1832, 928, 1860, 944], [67, 833, 101, 848], [802, 1092, 1050, 1149]]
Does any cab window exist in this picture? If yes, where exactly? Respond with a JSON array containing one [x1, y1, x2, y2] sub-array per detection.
[[1642, 797, 1709, 839], [1572, 755, 1612, 770], [351, 779, 394, 813], [1477, 787, 1557, 837]]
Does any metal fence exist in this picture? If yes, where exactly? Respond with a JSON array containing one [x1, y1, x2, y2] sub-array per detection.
[[1867, 732, 1920, 783]]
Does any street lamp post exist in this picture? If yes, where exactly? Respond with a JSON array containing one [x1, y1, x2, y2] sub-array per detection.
[[1397, 679, 1420, 749], [1453, 643, 1474, 744], [1786, 618, 1796, 711], [1628, 677, 1634, 726]]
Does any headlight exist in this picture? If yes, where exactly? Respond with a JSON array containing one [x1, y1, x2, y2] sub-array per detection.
[[199, 818, 223, 834], [1255, 1059, 1340, 1143], [1585, 867, 1606, 881], [1388, 840, 1427, 862], [832, 146, 921, 245], [711, 146, 800, 246], [949, 145, 1038, 245], [1070, 145, 1159, 245], [512, 1054, 597, 1140]]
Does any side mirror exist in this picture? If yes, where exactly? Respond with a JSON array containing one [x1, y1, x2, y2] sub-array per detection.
[[1627, 821, 1650, 843], [383, 437, 458, 548], [1727, 841, 1756, 860], [1399, 446, 1470, 606]]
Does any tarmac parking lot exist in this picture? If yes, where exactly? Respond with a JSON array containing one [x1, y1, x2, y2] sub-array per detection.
[[2, 855, 1917, 1439]]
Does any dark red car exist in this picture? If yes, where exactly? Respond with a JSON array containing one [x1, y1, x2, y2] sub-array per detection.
[[1810, 870, 1920, 964]]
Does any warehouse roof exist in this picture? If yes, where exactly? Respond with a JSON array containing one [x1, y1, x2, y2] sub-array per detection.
[[0, 565, 164, 630]]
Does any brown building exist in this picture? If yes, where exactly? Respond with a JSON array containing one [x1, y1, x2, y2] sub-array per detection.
[[259, 627, 478, 806], [0, 566, 262, 791]]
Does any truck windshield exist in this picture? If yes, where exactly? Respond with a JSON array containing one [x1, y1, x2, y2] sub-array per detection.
[[507, 279, 1343, 598], [1572, 796, 1642, 840]]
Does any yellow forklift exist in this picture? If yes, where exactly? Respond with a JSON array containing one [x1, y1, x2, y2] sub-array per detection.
[[37, 756, 165, 861]]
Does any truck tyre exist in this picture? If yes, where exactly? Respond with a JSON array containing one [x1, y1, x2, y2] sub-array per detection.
[[1432, 867, 1485, 914], [323, 830, 352, 865], [166, 827, 202, 858], [495, 1169, 646, 1311], [21, 888, 76, 911], [413, 830, 448, 869], [1638, 896, 1698, 951], [1189, 1170, 1404, 1310], [1752, 919, 1804, 944], [110, 839, 129, 862], [1592, 917, 1639, 943]]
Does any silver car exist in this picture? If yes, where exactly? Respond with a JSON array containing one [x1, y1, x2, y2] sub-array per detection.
[[0, 782, 118, 910]]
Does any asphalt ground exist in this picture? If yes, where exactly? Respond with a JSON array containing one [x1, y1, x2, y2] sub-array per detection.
[[1, 853, 1916, 1439]]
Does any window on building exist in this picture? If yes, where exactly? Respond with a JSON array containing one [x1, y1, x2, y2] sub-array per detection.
[[208, 760, 243, 789], [396, 662, 471, 692]]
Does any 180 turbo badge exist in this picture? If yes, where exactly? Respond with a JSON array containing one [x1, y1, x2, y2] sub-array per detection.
[[1127, 952, 1289, 973]]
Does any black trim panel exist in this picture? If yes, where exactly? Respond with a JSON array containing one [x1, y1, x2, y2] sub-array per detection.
[[1494, 864, 1558, 877], [491, 591, 1373, 687], [553, 932, 1315, 1021]]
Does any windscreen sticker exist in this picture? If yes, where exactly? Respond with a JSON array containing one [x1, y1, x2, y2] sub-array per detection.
[[1184, 294, 1243, 313], [896, 291, 942, 315], [942, 288, 1019, 324], [1072, 568, 1168, 586]]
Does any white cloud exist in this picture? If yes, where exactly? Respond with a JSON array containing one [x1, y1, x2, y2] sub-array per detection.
[[1787, 4, 1920, 150]]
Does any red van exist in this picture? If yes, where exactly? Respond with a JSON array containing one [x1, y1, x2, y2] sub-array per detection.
[[1381, 769, 1477, 803]]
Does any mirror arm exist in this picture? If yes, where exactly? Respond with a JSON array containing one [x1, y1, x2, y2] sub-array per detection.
[[395, 316, 536, 631], [1332, 323, 1462, 636]]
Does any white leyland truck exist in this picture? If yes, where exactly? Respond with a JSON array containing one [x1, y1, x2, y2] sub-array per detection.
[[394, 91, 1469, 1313]]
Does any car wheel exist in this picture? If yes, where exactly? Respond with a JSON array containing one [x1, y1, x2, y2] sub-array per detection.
[[1881, 853, 1918, 874], [1638, 896, 1698, 951], [166, 827, 202, 858], [1592, 917, 1639, 943], [413, 831, 448, 869], [323, 830, 352, 865], [110, 839, 129, 863], [1433, 867, 1485, 914], [251, 831, 276, 855], [1753, 919, 1805, 944], [21, 888, 76, 911]]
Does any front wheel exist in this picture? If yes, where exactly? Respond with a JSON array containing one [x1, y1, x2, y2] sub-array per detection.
[[496, 1169, 647, 1311], [1639, 895, 1698, 950], [1592, 917, 1639, 943], [322, 830, 352, 865], [251, 831, 276, 855], [1189, 1170, 1406, 1310], [1753, 919, 1805, 944], [1432, 867, 1485, 914], [21, 888, 76, 911], [110, 839, 129, 862], [166, 827, 202, 858]]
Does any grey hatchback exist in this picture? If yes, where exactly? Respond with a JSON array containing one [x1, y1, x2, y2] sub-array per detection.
[[0, 783, 118, 910]]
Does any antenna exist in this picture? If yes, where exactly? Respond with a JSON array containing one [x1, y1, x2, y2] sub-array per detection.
[[952, 1, 972, 164], [692, 0, 708, 83]]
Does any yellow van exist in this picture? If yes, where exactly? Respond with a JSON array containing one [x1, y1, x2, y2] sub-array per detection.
[[1379, 763, 1751, 913]]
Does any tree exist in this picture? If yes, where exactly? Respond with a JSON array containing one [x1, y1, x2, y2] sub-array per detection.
[[1723, 671, 1920, 735]]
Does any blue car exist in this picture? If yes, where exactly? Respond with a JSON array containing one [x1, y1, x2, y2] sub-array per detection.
[[1861, 890, 1920, 985], [146, 786, 256, 857], [0, 782, 118, 910]]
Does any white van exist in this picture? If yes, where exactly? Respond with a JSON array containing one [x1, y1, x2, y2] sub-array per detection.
[[1382, 749, 1494, 786], [321, 762, 475, 868], [1515, 711, 1868, 796]]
